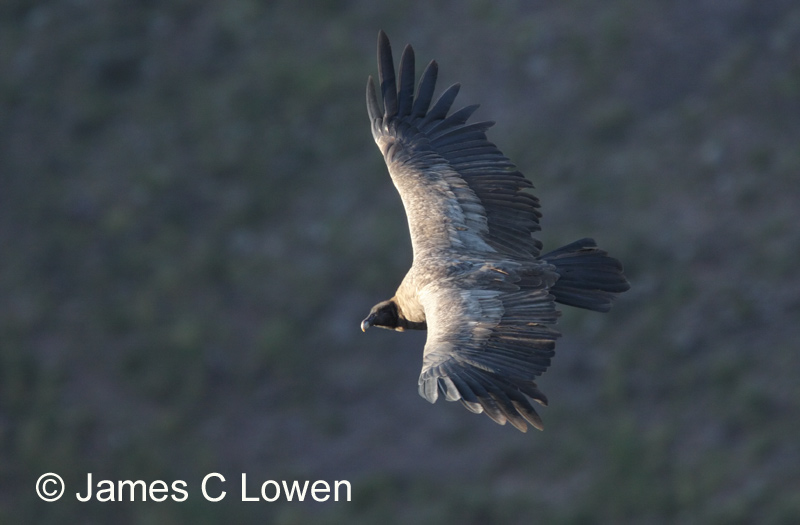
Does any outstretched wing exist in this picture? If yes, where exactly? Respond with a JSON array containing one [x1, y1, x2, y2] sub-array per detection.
[[417, 263, 561, 432], [366, 31, 543, 260]]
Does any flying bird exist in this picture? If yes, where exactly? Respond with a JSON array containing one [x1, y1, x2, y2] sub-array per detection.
[[361, 31, 630, 432]]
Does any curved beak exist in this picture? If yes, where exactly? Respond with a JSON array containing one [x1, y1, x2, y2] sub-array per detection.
[[360, 316, 373, 332]]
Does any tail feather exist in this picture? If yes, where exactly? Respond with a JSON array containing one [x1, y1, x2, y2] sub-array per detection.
[[541, 238, 630, 312]]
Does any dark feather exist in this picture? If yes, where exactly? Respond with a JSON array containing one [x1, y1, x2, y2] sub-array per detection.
[[377, 30, 397, 118], [419, 83, 461, 128], [366, 76, 380, 122], [412, 61, 438, 118], [426, 104, 481, 136], [397, 45, 415, 117]]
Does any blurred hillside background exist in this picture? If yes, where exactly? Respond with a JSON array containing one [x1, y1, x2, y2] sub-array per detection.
[[2, 0, 799, 523]]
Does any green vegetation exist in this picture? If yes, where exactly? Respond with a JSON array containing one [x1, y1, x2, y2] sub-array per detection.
[[2, 1, 799, 522]]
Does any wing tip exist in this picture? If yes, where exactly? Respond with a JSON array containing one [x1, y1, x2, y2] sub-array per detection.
[[420, 368, 547, 432], [377, 30, 398, 118], [397, 43, 416, 117], [418, 376, 439, 404], [366, 75, 380, 121]]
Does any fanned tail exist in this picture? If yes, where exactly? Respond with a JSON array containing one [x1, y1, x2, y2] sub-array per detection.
[[541, 238, 630, 312]]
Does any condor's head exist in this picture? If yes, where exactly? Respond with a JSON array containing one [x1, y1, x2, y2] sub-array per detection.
[[361, 299, 402, 332], [361, 298, 428, 332]]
